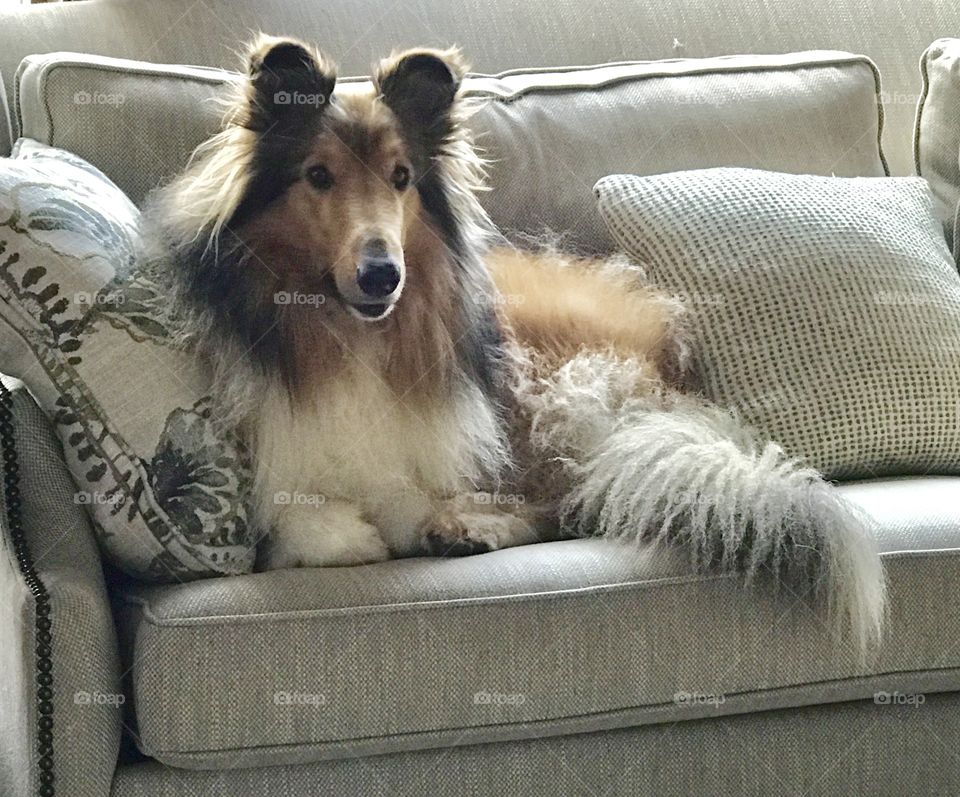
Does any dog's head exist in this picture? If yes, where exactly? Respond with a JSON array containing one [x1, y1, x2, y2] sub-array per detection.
[[228, 35, 469, 322]]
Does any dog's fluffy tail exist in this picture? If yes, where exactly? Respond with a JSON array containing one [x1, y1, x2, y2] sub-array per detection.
[[528, 353, 887, 651]]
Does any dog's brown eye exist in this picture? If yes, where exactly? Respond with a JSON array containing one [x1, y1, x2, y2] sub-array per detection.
[[306, 165, 334, 191], [391, 165, 411, 191]]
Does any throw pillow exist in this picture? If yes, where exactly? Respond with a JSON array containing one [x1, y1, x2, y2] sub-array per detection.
[[0, 139, 254, 581], [595, 167, 960, 479]]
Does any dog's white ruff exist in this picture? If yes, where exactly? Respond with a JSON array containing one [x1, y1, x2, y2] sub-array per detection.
[[253, 346, 509, 565]]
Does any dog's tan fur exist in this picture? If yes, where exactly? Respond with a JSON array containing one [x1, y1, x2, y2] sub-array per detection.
[[488, 248, 681, 381], [149, 34, 680, 563], [239, 137, 465, 398], [234, 91, 678, 401], [148, 35, 887, 649]]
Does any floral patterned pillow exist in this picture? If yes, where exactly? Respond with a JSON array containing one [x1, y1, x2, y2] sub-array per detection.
[[0, 139, 255, 581]]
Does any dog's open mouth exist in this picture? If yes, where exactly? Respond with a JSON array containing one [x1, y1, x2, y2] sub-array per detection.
[[346, 302, 393, 321], [321, 277, 396, 322]]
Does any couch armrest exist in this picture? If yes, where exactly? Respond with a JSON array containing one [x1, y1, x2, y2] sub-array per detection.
[[0, 380, 120, 797], [0, 67, 11, 156]]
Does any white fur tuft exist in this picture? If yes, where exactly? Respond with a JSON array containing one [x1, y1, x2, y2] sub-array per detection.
[[525, 352, 887, 651]]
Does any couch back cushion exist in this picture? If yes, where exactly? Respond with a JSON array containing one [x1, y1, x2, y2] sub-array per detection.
[[17, 50, 887, 252], [915, 38, 960, 259], [6, 0, 960, 176]]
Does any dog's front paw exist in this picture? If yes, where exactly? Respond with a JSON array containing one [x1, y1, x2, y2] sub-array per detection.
[[262, 501, 390, 569], [424, 511, 496, 557], [422, 507, 538, 557]]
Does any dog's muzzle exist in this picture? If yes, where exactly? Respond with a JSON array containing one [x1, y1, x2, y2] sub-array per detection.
[[345, 240, 404, 321]]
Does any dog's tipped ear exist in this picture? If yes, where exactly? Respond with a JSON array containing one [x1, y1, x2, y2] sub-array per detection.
[[248, 36, 318, 75], [375, 48, 467, 145], [242, 34, 336, 129]]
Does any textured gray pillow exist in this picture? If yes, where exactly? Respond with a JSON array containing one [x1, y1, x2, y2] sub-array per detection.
[[595, 168, 960, 480]]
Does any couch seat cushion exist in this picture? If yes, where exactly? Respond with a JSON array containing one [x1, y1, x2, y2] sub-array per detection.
[[120, 476, 960, 770]]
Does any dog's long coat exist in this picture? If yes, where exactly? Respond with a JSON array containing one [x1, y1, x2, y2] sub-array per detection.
[[145, 35, 886, 650]]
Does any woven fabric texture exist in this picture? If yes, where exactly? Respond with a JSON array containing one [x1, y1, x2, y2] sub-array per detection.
[[110, 691, 960, 796], [16, 51, 886, 253], [0, 381, 121, 797], [120, 480, 960, 770], [596, 168, 960, 480], [915, 38, 960, 259], [6, 0, 960, 175]]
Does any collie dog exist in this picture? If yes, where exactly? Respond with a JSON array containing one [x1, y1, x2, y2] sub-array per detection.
[[145, 36, 886, 649]]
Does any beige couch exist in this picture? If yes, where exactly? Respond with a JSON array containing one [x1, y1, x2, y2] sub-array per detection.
[[2, 1, 960, 795]]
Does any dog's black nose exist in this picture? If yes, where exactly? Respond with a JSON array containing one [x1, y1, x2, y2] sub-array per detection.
[[357, 256, 401, 298]]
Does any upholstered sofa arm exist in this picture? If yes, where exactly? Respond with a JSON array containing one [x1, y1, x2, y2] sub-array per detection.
[[0, 380, 121, 797]]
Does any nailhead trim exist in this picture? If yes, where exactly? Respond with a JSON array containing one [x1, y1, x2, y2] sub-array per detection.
[[0, 382, 54, 796]]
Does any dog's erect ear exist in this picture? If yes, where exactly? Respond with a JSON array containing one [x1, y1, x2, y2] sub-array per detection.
[[242, 34, 336, 131], [374, 48, 467, 151]]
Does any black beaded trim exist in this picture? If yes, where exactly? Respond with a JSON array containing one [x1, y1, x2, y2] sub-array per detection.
[[0, 382, 55, 797]]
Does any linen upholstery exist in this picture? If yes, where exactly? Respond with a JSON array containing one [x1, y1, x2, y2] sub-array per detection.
[[109, 692, 960, 797], [595, 169, 960, 480], [0, 70, 10, 158], [3, 0, 960, 175], [915, 38, 960, 258], [119, 478, 960, 769], [840, 477, 960, 551], [0, 380, 121, 797], [16, 51, 887, 252]]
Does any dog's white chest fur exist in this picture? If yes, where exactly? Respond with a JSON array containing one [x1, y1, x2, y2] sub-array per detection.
[[252, 355, 506, 558]]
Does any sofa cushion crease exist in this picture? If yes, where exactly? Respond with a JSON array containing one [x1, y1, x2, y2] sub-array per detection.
[[122, 547, 960, 629]]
